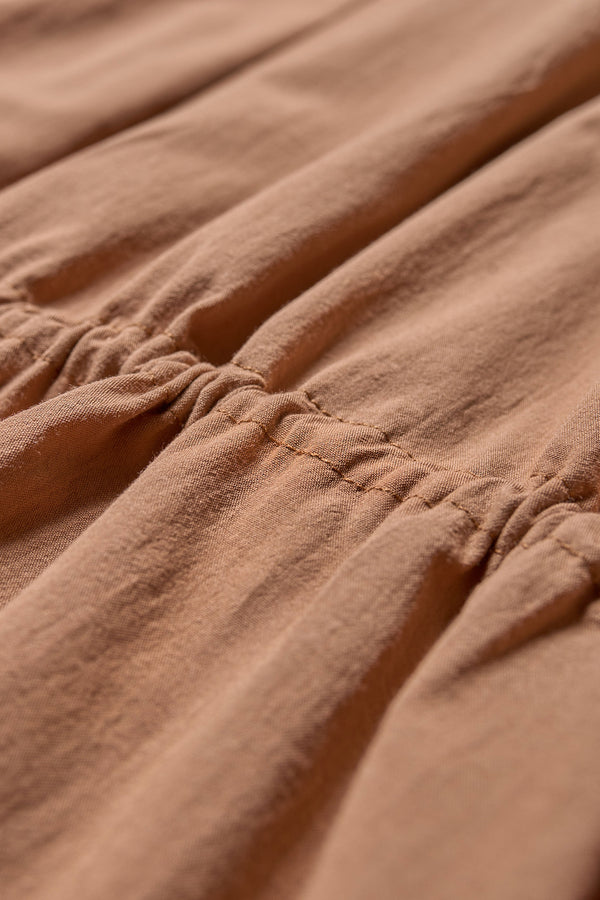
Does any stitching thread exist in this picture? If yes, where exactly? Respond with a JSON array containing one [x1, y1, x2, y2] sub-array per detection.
[[0, 328, 497, 488], [491, 472, 590, 558], [521, 535, 579, 558], [491, 531, 596, 579], [2, 312, 597, 572], [0, 313, 594, 507], [228, 366, 589, 500], [226, 363, 594, 501], [230, 361, 267, 379], [303, 389, 484, 479], [530, 471, 585, 504], [216, 406, 600, 579], [215, 408, 487, 532], [518, 535, 597, 587]]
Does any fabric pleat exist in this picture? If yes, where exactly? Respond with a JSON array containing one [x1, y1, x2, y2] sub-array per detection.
[[1, 2, 600, 899]]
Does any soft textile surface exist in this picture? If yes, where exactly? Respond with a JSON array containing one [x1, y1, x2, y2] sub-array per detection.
[[1, 2, 600, 898]]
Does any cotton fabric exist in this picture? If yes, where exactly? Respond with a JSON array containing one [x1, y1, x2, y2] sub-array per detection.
[[1, 1, 600, 898]]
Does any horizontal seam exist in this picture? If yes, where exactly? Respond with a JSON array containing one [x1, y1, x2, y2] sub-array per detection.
[[228, 361, 592, 496], [303, 389, 483, 478], [491, 476, 592, 559], [520, 535, 597, 588], [0, 319, 592, 502], [230, 361, 269, 378], [489, 523, 597, 585], [215, 407, 484, 532], [302, 394, 589, 504], [529, 471, 586, 504], [0, 312, 501, 486], [230, 361, 505, 486]]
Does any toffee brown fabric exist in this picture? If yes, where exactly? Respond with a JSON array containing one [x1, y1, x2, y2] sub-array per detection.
[[2, 1, 600, 898]]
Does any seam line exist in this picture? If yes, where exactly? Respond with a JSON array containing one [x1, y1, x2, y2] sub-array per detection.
[[520, 535, 597, 588], [215, 408, 488, 534], [230, 362, 592, 500], [215, 407, 599, 577], [303, 389, 482, 477], [0, 320, 592, 501]]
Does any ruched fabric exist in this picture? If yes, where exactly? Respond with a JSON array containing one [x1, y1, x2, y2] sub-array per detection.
[[1, 2, 600, 899]]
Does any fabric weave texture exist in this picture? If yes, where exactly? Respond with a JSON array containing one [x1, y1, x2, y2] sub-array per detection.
[[1, 1, 600, 898]]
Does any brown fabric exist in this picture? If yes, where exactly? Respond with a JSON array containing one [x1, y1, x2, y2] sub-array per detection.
[[2, 1, 600, 898]]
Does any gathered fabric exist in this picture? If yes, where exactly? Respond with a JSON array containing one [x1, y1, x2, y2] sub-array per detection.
[[1, 1, 600, 898]]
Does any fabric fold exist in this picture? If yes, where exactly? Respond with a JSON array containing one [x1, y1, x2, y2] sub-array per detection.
[[2, 1, 600, 898]]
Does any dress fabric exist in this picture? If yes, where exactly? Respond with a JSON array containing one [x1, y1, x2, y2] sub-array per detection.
[[1, 1, 600, 898]]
